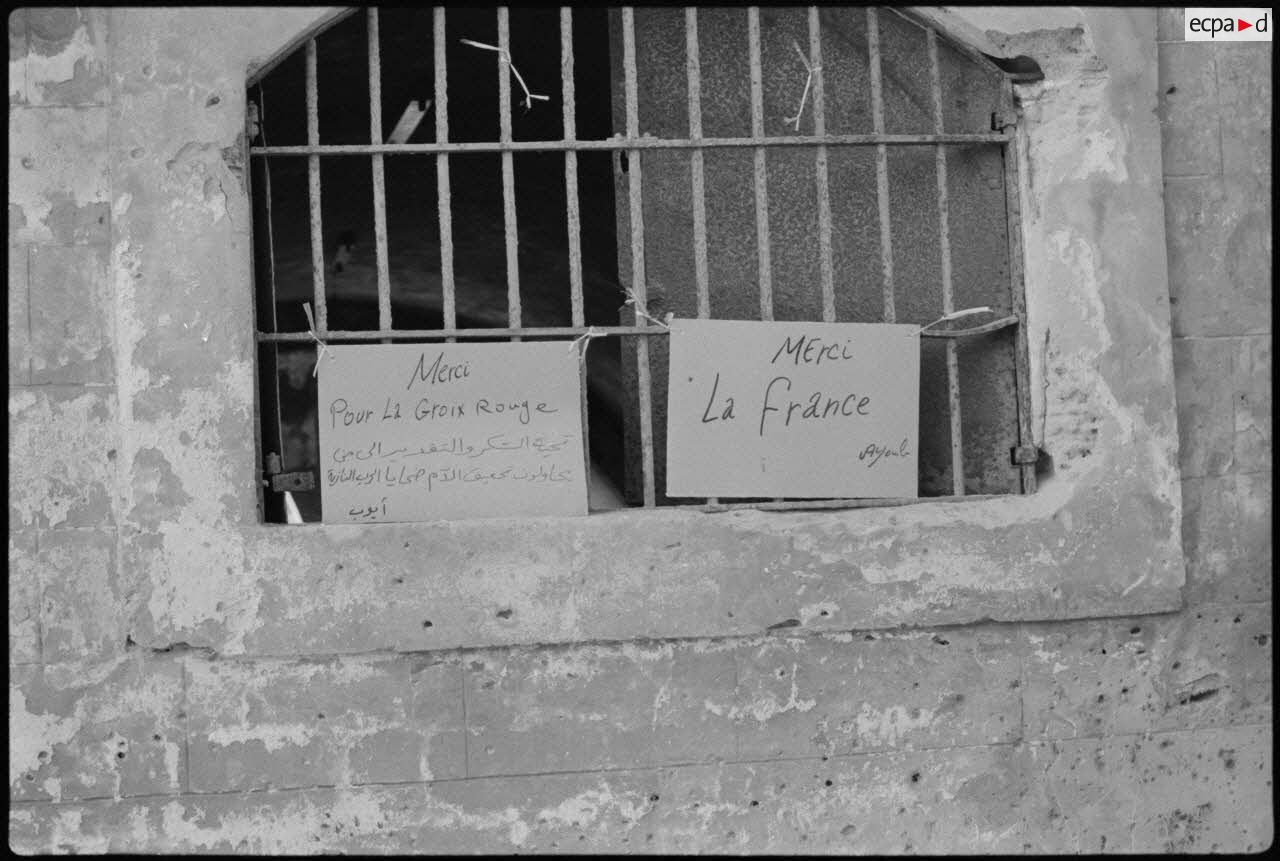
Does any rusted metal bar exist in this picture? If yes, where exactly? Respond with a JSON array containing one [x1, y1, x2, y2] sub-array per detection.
[[259, 325, 669, 342], [257, 314, 1020, 343], [623, 6, 656, 507], [367, 9, 392, 334], [305, 39, 326, 335], [686, 7, 716, 507], [498, 8, 521, 333], [867, 8, 895, 323], [561, 8, 591, 506], [927, 29, 964, 496], [686, 7, 711, 321], [690, 493, 1004, 513], [809, 7, 835, 323], [250, 131, 1010, 157], [434, 8, 456, 338], [562, 8, 584, 329], [1003, 123, 1037, 494], [256, 315, 1020, 343], [747, 7, 773, 322]]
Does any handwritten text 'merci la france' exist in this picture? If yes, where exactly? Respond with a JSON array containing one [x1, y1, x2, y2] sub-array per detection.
[[697, 334, 881, 437]]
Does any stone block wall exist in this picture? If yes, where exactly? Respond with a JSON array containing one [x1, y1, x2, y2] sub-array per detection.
[[8, 7, 1272, 852]]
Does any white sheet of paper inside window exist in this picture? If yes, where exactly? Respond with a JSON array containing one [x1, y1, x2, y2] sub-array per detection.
[[665, 318, 920, 499], [318, 341, 587, 523]]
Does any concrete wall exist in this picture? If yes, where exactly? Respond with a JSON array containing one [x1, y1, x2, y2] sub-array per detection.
[[8, 7, 1271, 852]]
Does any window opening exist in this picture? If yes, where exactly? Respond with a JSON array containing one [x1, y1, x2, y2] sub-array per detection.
[[248, 6, 1036, 524]]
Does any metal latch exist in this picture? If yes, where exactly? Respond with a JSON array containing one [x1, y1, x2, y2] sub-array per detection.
[[1011, 445, 1040, 466], [272, 471, 316, 493]]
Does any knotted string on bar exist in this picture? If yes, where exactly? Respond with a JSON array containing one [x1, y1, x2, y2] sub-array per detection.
[[460, 38, 550, 110], [567, 325, 607, 362], [623, 288, 672, 330], [907, 306, 993, 337], [785, 40, 821, 131], [303, 302, 332, 377]]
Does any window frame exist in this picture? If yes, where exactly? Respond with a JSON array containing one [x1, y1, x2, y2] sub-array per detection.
[[246, 5, 1039, 522]]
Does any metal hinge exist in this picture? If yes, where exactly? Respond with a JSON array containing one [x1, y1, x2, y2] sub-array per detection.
[[247, 101, 261, 143], [1011, 445, 1040, 466], [264, 451, 315, 492], [991, 109, 1019, 132]]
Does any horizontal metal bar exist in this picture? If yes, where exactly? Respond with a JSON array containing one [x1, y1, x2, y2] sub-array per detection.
[[258, 314, 1020, 343], [250, 132, 1009, 157], [257, 325, 668, 342], [678, 493, 1006, 513]]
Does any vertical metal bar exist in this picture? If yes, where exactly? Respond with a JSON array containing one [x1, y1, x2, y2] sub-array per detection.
[[866, 8, 894, 323], [306, 39, 326, 334], [434, 8, 456, 339], [928, 29, 965, 497], [686, 7, 711, 321], [687, 7, 715, 507], [809, 7, 835, 323], [561, 7, 591, 507], [498, 7, 521, 333], [1004, 127, 1037, 495], [747, 7, 772, 321], [255, 84, 287, 464], [562, 8, 584, 328], [368, 9, 392, 335], [623, 7, 655, 507]]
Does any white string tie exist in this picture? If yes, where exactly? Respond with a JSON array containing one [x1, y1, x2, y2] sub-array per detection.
[[784, 41, 821, 131], [623, 289, 672, 330], [568, 325, 607, 361], [303, 302, 333, 377], [908, 306, 993, 337], [460, 38, 550, 110]]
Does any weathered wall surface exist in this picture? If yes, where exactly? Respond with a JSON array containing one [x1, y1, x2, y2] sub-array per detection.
[[8, 6, 1271, 853]]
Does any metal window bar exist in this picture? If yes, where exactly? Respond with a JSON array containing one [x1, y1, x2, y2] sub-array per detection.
[[1003, 104, 1038, 495], [622, 6, 656, 508], [747, 7, 773, 323], [305, 39, 326, 335], [809, 7, 836, 324], [434, 8, 456, 340], [368, 9, 393, 336], [562, 8, 593, 505], [253, 5, 1032, 513], [927, 27, 965, 497], [686, 8, 716, 507], [498, 8, 522, 335], [866, 8, 895, 324], [253, 131, 1009, 156]]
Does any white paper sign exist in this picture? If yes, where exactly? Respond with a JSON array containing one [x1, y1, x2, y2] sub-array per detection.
[[317, 342, 587, 523], [665, 318, 919, 498]]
